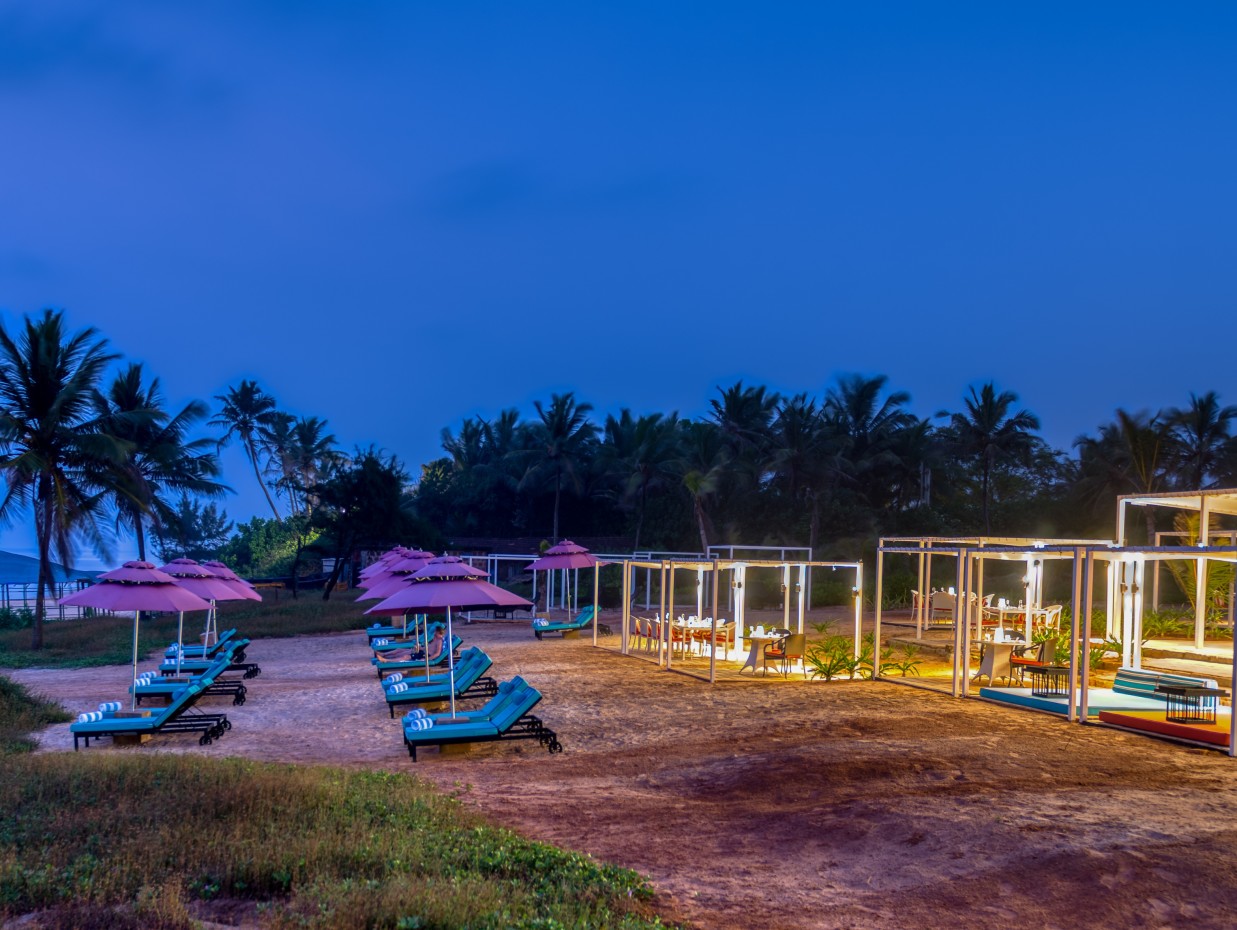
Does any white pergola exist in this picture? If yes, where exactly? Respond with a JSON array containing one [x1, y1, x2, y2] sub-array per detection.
[[1119, 489, 1237, 648], [615, 557, 863, 683]]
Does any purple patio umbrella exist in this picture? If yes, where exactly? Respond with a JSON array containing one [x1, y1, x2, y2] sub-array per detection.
[[159, 558, 257, 668], [60, 561, 212, 708], [367, 555, 531, 716], [527, 540, 597, 617], [200, 561, 263, 601]]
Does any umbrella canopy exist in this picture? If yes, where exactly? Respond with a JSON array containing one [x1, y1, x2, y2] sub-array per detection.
[[359, 549, 404, 585], [59, 561, 212, 708], [158, 559, 242, 602], [60, 562, 214, 612], [366, 555, 532, 717], [526, 540, 597, 572], [200, 561, 263, 602], [356, 550, 437, 601]]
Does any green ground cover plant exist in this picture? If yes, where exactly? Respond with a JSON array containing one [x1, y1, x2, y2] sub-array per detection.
[[0, 675, 70, 754], [0, 676, 673, 929]]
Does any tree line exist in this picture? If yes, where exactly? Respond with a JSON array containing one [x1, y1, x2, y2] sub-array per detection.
[[0, 310, 416, 648], [2, 308, 1234, 647], [411, 381, 1237, 558]]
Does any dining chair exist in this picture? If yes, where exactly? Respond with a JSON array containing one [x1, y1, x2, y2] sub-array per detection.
[[762, 632, 807, 677]]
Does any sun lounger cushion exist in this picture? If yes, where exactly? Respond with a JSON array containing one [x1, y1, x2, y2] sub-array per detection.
[[1111, 667, 1217, 698]]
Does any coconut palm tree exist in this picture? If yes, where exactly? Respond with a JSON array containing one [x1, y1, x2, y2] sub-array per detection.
[[1166, 391, 1237, 490], [519, 392, 597, 540], [1075, 409, 1174, 544], [212, 380, 281, 519], [267, 415, 341, 515], [946, 383, 1041, 534], [96, 363, 229, 560], [0, 310, 123, 648], [676, 420, 730, 553], [824, 373, 916, 510], [601, 410, 680, 550]]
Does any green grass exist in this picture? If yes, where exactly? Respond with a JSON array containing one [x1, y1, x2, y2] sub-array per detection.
[[0, 755, 673, 930], [0, 591, 371, 669], [0, 675, 70, 754]]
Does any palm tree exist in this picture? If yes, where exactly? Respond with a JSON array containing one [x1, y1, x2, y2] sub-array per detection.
[[824, 373, 916, 508], [601, 410, 680, 550], [771, 394, 847, 551], [1166, 391, 1237, 489], [946, 383, 1041, 534], [676, 421, 730, 552], [96, 364, 229, 559], [0, 310, 122, 648], [273, 416, 341, 514], [1075, 409, 1174, 543], [212, 380, 281, 519], [519, 393, 597, 540]]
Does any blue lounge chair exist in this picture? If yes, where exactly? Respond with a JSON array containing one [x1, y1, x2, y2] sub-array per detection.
[[168, 628, 237, 660], [531, 604, 595, 639], [365, 619, 435, 643], [370, 623, 446, 653], [371, 634, 462, 678], [382, 647, 496, 717], [70, 679, 231, 750], [132, 653, 248, 706], [161, 637, 261, 679], [401, 676, 562, 761]]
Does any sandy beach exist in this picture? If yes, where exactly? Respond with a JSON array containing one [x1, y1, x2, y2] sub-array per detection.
[[12, 612, 1237, 930]]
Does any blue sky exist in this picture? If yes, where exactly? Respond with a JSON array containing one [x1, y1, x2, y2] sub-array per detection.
[[1, 2, 1235, 565]]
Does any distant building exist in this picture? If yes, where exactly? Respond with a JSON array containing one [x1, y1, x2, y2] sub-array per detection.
[[0, 550, 95, 584]]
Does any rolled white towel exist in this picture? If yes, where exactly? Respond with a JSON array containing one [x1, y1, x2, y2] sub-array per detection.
[[99, 701, 122, 713], [533, 619, 549, 627], [405, 716, 433, 731], [403, 708, 428, 721], [373, 638, 390, 646], [383, 673, 404, 685], [370, 622, 381, 629], [388, 682, 408, 694], [76, 711, 103, 723]]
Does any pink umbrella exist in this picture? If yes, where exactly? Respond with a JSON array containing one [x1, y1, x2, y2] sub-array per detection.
[[366, 555, 531, 716], [160, 559, 256, 666], [60, 561, 212, 708], [527, 541, 596, 617], [201, 561, 263, 601]]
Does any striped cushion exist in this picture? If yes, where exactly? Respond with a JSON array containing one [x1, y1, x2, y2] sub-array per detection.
[[1112, 667, 1216, 699]]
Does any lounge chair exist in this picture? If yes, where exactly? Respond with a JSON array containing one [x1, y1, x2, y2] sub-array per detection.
[[382, 647, 497, 717], [131, 654, 248, 706], [70, 679, 231, 750], [979, 666, 1220, 717], [371, 634, 462, 677], [161, 638, 261, 679], [401, 676, 562, 761], [168, 628, 237, 660], [530, 604, 595, 639], [370, 623, 446, 653]]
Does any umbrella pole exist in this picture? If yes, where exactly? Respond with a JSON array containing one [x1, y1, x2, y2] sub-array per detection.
[[447, 606, 457, 717], [176, 610, 185, 675], [131, 610, 141, 710]]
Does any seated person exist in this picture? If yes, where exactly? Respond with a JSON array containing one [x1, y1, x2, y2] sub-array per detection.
[[375, 628, 446, 664]]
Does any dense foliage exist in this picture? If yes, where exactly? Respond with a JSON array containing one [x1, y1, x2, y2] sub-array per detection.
[[408, 382, 1237, 557]]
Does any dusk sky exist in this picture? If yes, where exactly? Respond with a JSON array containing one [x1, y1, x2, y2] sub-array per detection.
[[2, 2, 1236, 562]]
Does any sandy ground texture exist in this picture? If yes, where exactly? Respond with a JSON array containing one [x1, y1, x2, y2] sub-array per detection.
[[12, 612, 1237, 930]]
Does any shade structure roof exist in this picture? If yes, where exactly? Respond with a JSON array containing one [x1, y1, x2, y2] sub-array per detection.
[[199, 561, 263, 601], [59, 561, 213, 612], [1119, 488, 1237, 517], [158, 558, 247, 601], [527, 540, 597, 572]]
